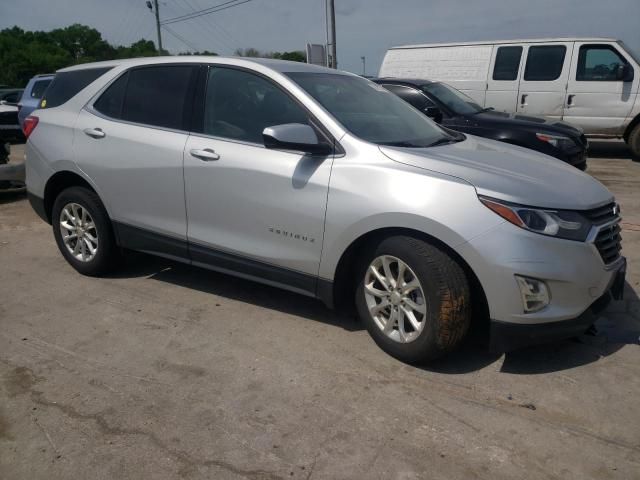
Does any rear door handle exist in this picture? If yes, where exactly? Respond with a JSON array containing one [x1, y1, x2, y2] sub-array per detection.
[[520, 94, 528, 106], [83, 128, 105, 139], [190, 148, 220, 161], [567, 94, 575, 107]]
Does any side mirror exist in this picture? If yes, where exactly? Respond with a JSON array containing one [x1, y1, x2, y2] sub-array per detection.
[[263, 123, 332, 155], [616, 64, 634, 82], [0, 100, 6, 106], [424, 106, 443, 123]]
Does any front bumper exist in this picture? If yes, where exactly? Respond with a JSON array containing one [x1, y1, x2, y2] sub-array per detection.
[[0, 153, 25, 186], [456, 216, 625, 350], [490, 259, 624, 352]]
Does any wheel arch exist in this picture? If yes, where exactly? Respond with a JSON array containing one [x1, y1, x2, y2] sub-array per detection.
[[43, 170, 98, 224], [328, 227, 489, 328], [623, 112, 640, 142]]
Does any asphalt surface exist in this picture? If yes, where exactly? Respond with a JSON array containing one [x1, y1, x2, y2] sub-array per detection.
[[1, 142, 639, 479]]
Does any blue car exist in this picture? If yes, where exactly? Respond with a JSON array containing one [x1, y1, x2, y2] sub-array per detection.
[[17, 74, 54, 128]]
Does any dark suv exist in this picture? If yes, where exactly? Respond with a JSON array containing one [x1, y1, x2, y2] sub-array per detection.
[[374, 79, 589, 169]]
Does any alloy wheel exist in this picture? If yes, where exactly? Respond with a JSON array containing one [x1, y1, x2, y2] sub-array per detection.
[[363, 255, 427, 343], [59, 203, 99, 262]]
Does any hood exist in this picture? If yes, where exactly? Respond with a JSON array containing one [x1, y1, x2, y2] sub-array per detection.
[[471, 110, 584, 137], [379, 135, 612, 210]]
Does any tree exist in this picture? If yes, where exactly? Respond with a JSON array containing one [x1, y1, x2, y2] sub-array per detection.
[[0, 25, 161, 87], [234, 47, 306, 63]]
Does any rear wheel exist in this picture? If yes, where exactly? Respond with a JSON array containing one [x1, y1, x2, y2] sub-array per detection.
[[628, 123, 640, 160], [52, 186, 120, 276], [355, 235, 471, 363]]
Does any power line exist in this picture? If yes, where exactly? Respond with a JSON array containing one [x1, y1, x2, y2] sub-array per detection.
[[162, 24, 199, 51], [161, 0, 256, 26]]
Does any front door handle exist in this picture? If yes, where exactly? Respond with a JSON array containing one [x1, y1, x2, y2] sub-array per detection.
[[567, 94, 575, 107], [520, 93, 528, 106], [190, 148, 220, 161], [83, 127, 105, 139]]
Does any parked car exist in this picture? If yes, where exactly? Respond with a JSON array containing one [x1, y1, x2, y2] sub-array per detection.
[[0, 141, 24, 189], [17, 74, 53, 127], [380, 38, 640, 158], [24, 58, 625, 362], [0, 102, 23, 143], [374, 78, 588, 169], [0, 89, 24, 105]]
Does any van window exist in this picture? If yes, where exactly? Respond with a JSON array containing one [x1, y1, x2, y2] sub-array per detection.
[[203, 67, 309, 144], [41, 68, 112, 109], [577, 45, 630, 81], [30, 79, 52, 99], [524, 46, 566, 81], [493, 46, 522, 81]]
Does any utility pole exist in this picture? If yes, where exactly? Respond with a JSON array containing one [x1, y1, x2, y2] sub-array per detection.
[[151, 0, 163, 54], [328, 0, 337, 69], [361, 56, 366, 76]]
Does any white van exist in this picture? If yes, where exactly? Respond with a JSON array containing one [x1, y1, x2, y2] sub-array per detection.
[[380, 38, 640, 156]]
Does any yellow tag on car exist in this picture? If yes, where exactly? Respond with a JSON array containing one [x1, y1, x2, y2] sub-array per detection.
[[41, 99, 47, 108]]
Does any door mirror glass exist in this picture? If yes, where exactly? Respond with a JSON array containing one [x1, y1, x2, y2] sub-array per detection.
[[263, 123, 332, 155], [424, 106, 443, 123]]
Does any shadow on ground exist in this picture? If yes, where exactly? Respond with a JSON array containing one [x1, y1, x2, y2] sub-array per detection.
[[588, 140, 635, 160], [0, 188, 26, 204], [114, 252, 638, 374]]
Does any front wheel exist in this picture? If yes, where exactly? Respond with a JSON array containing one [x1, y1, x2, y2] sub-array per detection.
[[355, 236, 471, 363], [52, 186, 120, 276]]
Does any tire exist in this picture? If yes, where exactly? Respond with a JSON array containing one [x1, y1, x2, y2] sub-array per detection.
[[355, 235, 471, 363], [628, 123, 640, 160], [52, 186, 119, 276]]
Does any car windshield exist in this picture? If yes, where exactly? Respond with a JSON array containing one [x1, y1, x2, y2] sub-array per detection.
[[286, 72, 451, 147], [421, 83, 483, 115]]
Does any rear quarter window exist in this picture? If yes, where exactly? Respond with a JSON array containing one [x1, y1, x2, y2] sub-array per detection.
[[30, 79, 52, 99], [41, 68, 112, 109]]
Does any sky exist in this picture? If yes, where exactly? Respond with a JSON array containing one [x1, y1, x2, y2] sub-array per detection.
[[1, 0, 639, 75]]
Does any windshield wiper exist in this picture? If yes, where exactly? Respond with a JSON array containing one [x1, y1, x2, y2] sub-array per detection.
[[474, 107, 494, 114], [378, 141, 422, 148], [426, 136, 460, 147]]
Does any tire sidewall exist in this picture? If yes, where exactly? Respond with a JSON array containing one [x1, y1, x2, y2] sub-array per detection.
[[52, 187, 115, 276], [355, 236, 463, 363]]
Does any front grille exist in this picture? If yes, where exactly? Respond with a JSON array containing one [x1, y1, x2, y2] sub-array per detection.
[[594, 222, 622, 264], [583, 202, 618, 225], [582, 202, 622, 264]]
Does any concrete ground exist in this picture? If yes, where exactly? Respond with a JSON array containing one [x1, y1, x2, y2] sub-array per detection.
[[1, 142, 639, 480]]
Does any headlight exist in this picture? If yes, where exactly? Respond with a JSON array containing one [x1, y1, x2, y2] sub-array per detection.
[[535, 132, 575, 150], [479, 196, 591, 241]]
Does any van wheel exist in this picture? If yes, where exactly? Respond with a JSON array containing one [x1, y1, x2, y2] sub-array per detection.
[[52, 186, 119, 276], [628, 123, 640, 160], [355, 236, 471, 363]]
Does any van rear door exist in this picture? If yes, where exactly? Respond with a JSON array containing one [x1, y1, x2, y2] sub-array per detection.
[[487, 44, 524, 112], [564, 42, 638, 135], [516, 42, 574, 119]]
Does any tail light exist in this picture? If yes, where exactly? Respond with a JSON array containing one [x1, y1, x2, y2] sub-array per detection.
[[22, 115, 39, 139]]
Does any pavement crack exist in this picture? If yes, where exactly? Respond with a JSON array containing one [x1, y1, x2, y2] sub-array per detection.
[[30, 389, 285, 479]]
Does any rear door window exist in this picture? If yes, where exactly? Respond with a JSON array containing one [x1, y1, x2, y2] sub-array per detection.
[[493, 46, 523, 80], [30, 79, 52, 99], [41, 68, 112, 109], [523, 45, 567, 81], [93, 65, 197, 130]]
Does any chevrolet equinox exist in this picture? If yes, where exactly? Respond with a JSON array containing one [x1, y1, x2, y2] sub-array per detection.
[[25, 57, 626, 363]]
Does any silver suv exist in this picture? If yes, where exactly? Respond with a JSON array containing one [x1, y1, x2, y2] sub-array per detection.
[[25, 57, 626, 363]]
